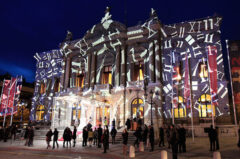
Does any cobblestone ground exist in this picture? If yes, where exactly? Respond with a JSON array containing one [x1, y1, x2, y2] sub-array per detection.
[[0, 136, 239, 159]]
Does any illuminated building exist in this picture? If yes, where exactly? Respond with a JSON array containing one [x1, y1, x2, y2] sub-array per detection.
[[31, 8, 231, 135]]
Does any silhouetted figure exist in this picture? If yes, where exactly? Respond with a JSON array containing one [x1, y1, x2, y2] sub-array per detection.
[[52, 128, 59, 149], [112, 119, 115, 128], [134, 125, 142, 148], [208, 125, 216, 151], [24, 126, 29, 146], [11, 125, 17, 140], [215, 127, 220, 150], [102, 126, 109, 153], [149, 125, 154, 152], [159, 126, 165, 147], [125, 118, 131, 130], [143, 125, 148, 145], [110, 126, 117, 144], [63, 127, 67, 148], [166, 126, 171, 149], [82, 127, 88, 147], [178, 125, 186, 153], [28, 126, 34, 146], [0, 126, 3, 141], [88, 128, 93, 147], [63, 127, 72, 148], [72, 126, 77, 147], [238, 127, 240, 149], [46, 129, 53, 149], [97, 125, 103, 148], [93, 128, 98, 146], [170, 125, 178, 159], [122, 128, 128, 155]]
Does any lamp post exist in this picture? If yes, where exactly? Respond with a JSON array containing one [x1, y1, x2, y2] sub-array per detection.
[[149, 90, 153, 125]]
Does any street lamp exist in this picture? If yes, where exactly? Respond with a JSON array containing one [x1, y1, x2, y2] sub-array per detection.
[[149, 90, 153, 125]]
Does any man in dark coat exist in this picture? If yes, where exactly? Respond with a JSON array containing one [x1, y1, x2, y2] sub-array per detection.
[[149, 125, 155, 152], [208, 125, 216, 151], [52, 128, 59, 149], [11, 125, 17, 140], [170, 125, 178, 159], [82, 127, 88, 147], [97, 124, 103, 148], [72, 126, 77, 147], [178, 125, 186, 152], [142, 125, 148, 145], [66, 127, 72, 148], [0, 126, 3, 141], [28, 126, 34, 146], [63, 127, 67, 148], [215, 127, 220, 150], [102, 127, 109, 153], [24, 126, 29, 146], [133, 125, 142, 148], [159, 126, 165, 147], [125, 118, 131, 130], [46, 129, 53, 149], [110, 126, 117, 144]]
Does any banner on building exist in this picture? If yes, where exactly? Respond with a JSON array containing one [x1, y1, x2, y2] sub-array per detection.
[[0, 80, 11, 116], [184, 54, 191, 108], [228, 40, 240, 104], [207, 45, 218, 105]]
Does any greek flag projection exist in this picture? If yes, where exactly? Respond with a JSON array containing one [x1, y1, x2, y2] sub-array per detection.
[[161, 16, 229, 118]]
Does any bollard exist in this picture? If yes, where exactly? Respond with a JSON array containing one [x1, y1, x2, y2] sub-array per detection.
[[139, 142, 144, 152], [129, 145, 135, 158], [160, 150, 168, 159], [213, 151, 221, 159]]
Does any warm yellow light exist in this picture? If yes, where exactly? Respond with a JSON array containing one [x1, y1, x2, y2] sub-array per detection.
[[108, 73, 112, 84]]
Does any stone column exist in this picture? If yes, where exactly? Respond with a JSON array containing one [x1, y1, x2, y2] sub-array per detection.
[[115, 47, 121, 86], [60, 58, 66, 91], [120, 47, 126, 86], [85, 54, 92, 88], [90, 52, 96, 88], [154, 40, 161, 83], [64, 57, 71, 90], [149, 42, 155, 82]]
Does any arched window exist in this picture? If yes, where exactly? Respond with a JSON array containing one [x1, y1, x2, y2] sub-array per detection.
[[131, 98, 144, 119], [70, 57, 85, 88], [172, 96, 186, 118], [199, 58, 208, 78], [36, 105, 45, 121], [198, 94, 215, 117], [71, 103, 81, 126]]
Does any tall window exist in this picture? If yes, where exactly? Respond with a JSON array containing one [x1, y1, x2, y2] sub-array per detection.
[[133, 61, 144, 81], [199, 60, 208, 78], [40, 82, 46, 94], [54, 78, 60, 92], [198, 94, 215, 117], [172, 96, 186, 118], [131, 98, 144, 119], [71, 103, 81, 126], [36, 105, 45, 121], [102, 66, 112, 84], [76, 71, 85, 88]]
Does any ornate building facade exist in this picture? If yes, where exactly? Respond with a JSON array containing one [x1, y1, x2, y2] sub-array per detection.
[[31, 8, 230, 135]]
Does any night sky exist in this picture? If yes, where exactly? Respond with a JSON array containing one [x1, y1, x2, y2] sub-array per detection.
[[0, 0, 240, 83]]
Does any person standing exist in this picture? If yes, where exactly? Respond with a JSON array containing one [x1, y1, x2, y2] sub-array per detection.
[[208, 125, 216, 151], [149, 125, 155, 152], [102, 126, 109, 153], [170, 124, 178, 159], [0, 126, 3, 141], [179, 125, 186, 152], [88, 128, 94, 147], [46, 129, 53, 149], [63, 127, 67, 148], [215, 127, 220, 150], [97, 125, 103, 148], [93, 128, 98, 146], [112, 119, 116, 128], [134, 125, 142, 148], [52, 128, 59, 149], [11, 124, 17, 141], [122, 128, 128, 156], [82, 127, 88, 147], [24, 126, 29, 146], [143, 125, 148, 146], [159, 126, 165, 147], [28, 126, 34, 146], [110, 126, 117, 144], [166, 125, 171, 149], [238, 126, 240, 150], [72, 126, 77, 147], [125, 118, 131, 130]]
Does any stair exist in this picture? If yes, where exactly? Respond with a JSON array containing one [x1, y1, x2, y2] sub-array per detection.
[[109, 130, 136, 144]]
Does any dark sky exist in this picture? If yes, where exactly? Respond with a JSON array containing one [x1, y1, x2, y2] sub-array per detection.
[[0, 0, 240, 82]]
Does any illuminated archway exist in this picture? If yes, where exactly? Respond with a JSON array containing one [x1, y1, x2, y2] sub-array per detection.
[[198, 94, 215, 118], [131, 98, 144, 119]]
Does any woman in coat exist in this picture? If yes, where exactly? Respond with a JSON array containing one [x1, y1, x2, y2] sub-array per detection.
[[72, 126, 77, 147], [46, 129, 53, 149]]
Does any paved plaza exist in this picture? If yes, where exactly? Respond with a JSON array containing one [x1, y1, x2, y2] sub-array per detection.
[[0, 136, 239, 159]]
